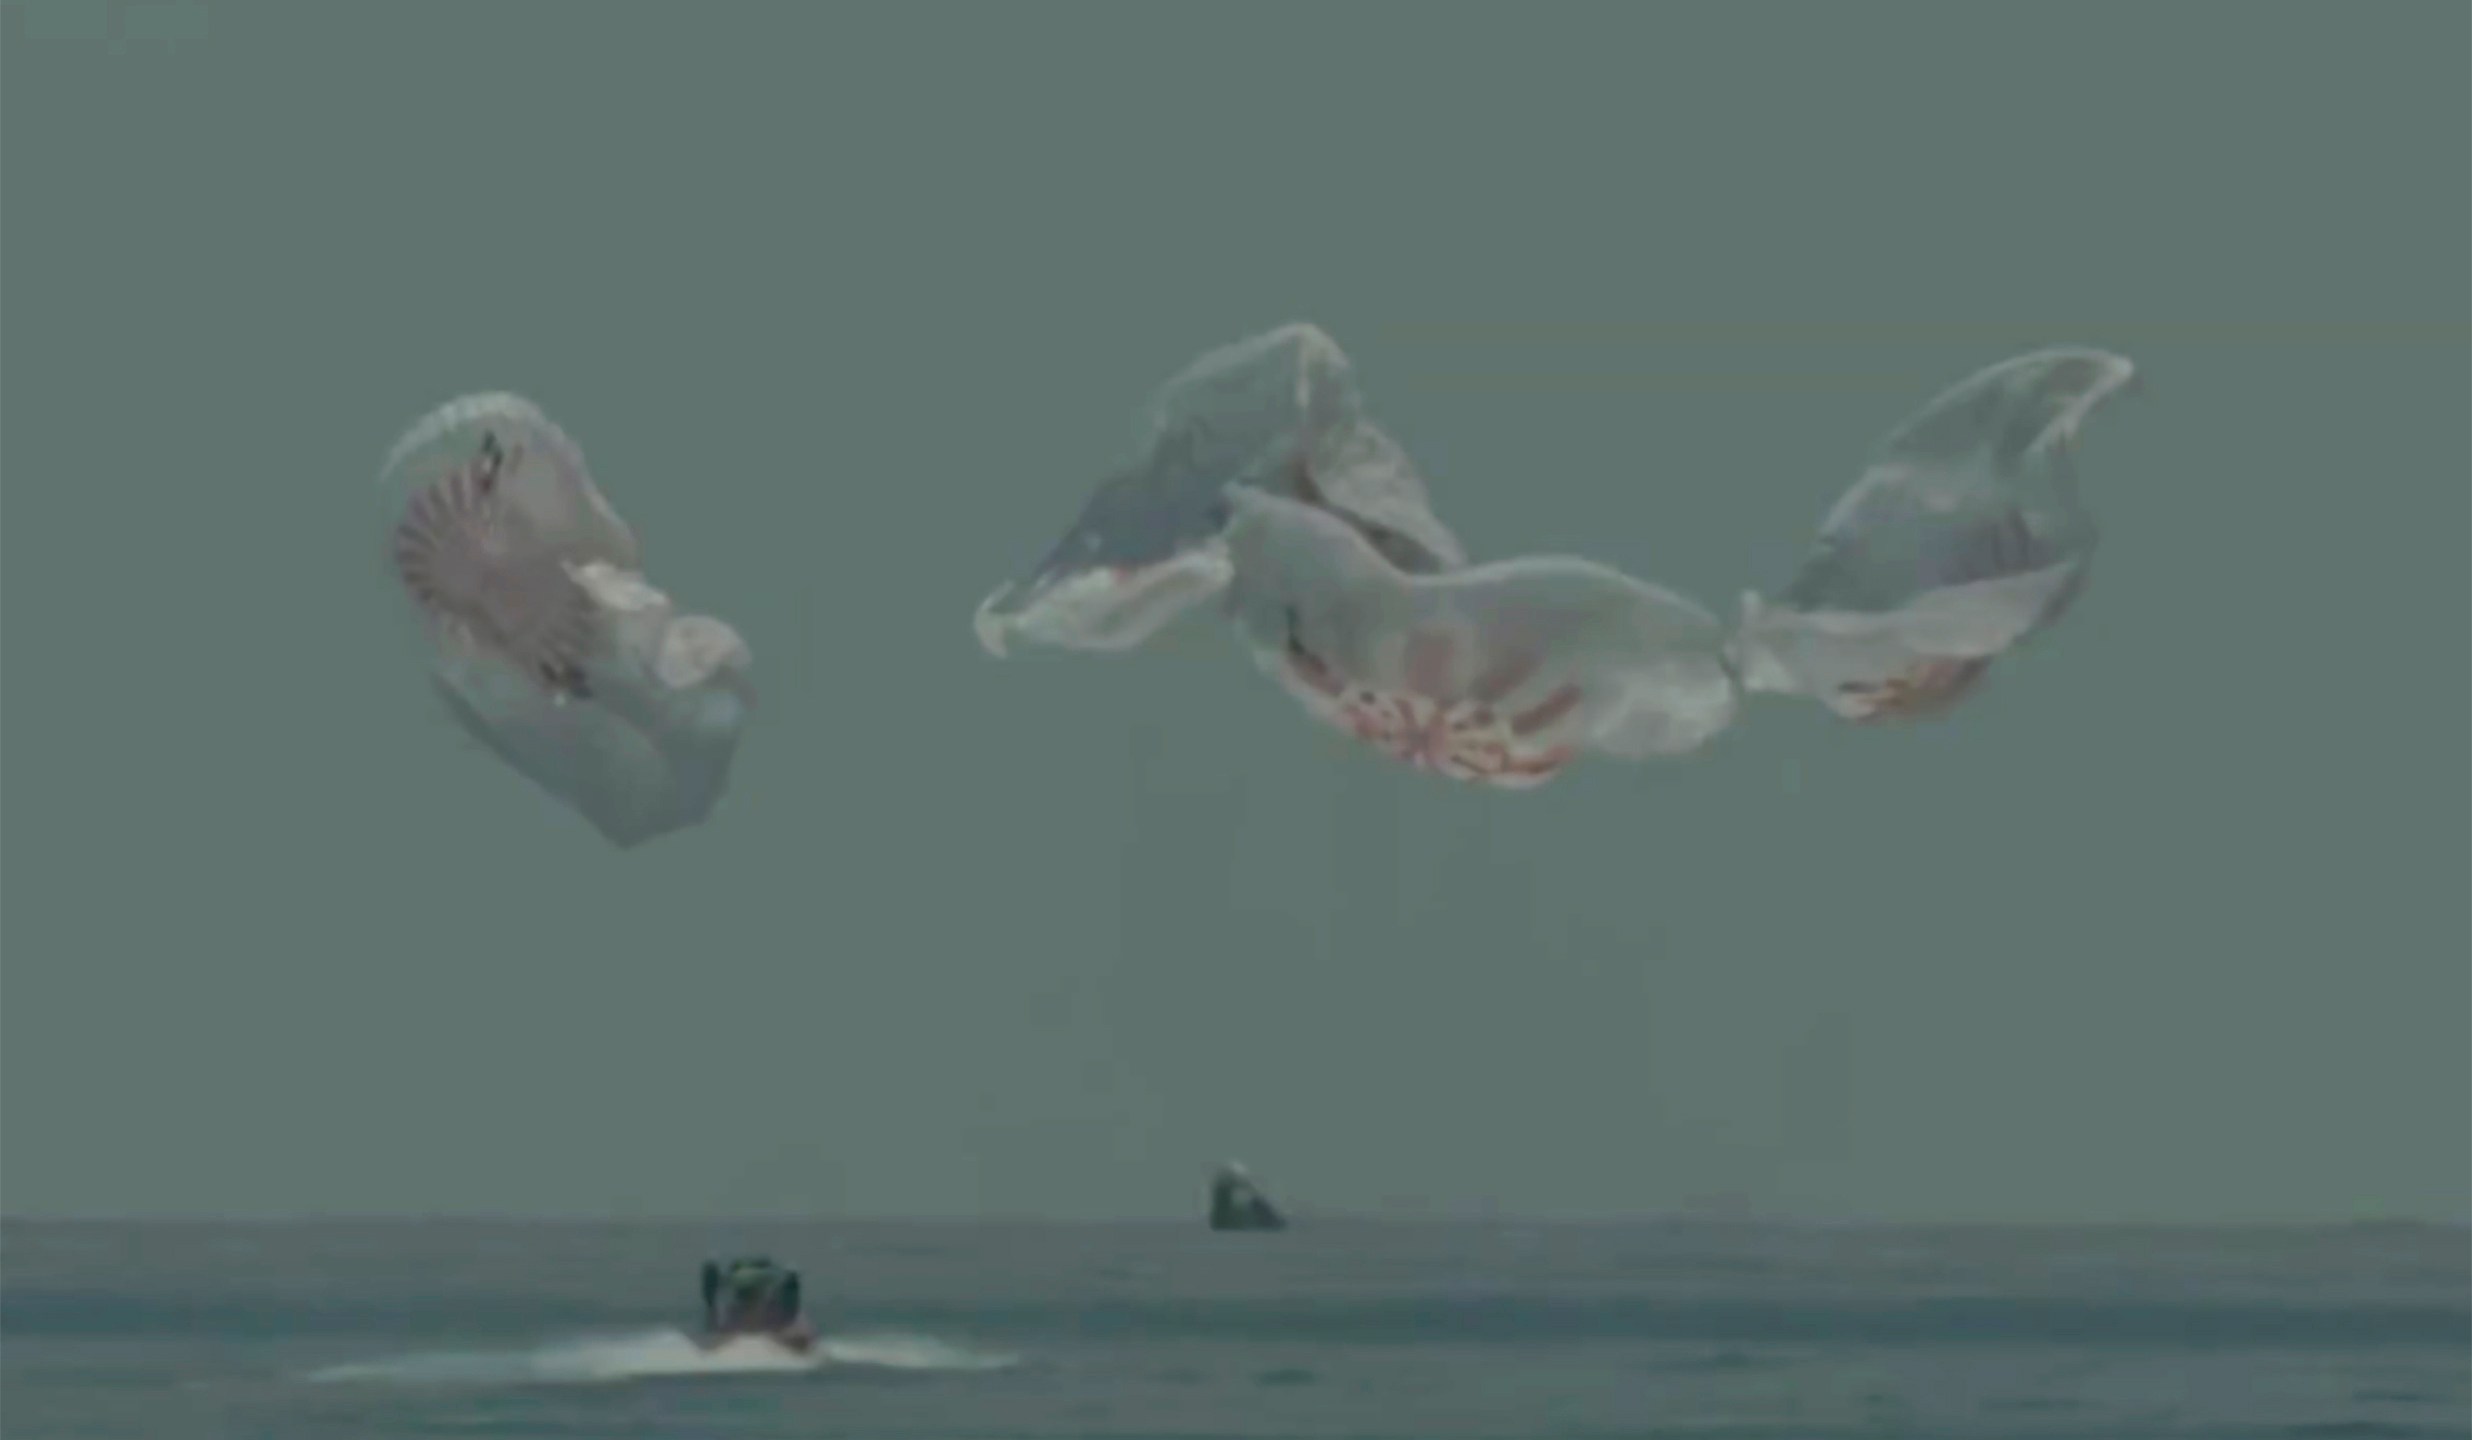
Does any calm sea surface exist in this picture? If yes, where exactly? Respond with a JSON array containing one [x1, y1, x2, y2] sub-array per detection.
[[2, 1219, 2465, 1439]]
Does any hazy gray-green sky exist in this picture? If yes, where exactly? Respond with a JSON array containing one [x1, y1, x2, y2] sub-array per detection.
[[3, 1, 2464, 1222]]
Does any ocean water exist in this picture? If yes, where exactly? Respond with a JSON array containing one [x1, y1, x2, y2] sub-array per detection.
[[1, 1219, 2464, 1439]]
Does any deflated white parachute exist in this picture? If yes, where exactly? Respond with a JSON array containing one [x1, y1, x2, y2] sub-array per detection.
[[377, 394, 754, 847]]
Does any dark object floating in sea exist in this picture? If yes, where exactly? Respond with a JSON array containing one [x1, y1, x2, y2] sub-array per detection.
[[1210, 1161, 1288, 1233]]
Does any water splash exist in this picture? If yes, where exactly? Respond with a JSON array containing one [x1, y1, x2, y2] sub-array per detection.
[[817, 1331, 1020, 1372], [304, 1327, 1018, 1386]]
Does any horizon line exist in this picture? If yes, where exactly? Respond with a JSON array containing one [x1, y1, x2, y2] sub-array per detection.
[[5, 1210, 2465, 1230]]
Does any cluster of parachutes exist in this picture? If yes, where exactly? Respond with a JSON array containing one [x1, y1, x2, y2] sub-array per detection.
[[375, 323, 2137, 844], [976, 323, 2137, 787]]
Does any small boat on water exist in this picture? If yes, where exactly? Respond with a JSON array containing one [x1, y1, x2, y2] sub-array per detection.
[[697, 1255, 818, 1353]]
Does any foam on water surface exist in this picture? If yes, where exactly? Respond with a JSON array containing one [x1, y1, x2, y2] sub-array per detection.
[[305, 1327, 1019, 1387]]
